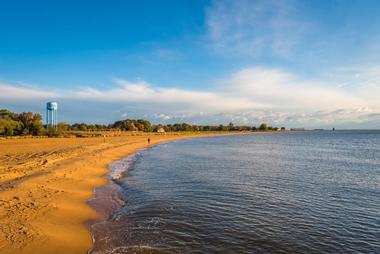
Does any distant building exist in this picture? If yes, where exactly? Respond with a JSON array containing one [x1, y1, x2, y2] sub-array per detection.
[[157, 127, 166, 133], [46, 102, 58, 128]]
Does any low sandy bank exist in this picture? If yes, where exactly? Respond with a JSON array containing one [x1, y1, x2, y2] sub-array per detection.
[[0, 132, 237, 254]]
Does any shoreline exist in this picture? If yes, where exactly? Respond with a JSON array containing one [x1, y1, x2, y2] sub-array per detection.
[[86, 135, 233, 253], [86, 154, 137, 254], [86, 132, 270, 253], [0, 132, 248, 253]]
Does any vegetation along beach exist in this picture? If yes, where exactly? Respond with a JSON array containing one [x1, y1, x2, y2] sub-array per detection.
[[0, 131, 251, 253], [0, 109, 271, 253], [1, 1, 380, 253]]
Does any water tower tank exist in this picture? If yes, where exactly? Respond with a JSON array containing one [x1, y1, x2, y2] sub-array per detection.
[[46, 101, 58, 128], [47, 102, 58, 110]]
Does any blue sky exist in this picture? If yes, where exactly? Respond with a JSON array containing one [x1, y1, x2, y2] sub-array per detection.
[[1, 0, 380, 128]]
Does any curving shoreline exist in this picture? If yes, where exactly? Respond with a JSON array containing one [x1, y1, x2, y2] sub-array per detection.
[[0, 132, 244, 254], [86, 154, 137, 254], [82, 130, 380, 253]]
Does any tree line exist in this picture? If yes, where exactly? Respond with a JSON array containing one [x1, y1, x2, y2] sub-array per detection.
[[0, 109, 45, 136], [62, 120, 284, 132], [0, 109, 285, 136]]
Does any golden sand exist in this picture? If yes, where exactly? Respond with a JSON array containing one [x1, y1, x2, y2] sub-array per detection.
[[0, 133, 230, 254]]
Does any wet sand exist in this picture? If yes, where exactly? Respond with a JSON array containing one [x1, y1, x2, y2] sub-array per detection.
[[0, 133, 229, 254]]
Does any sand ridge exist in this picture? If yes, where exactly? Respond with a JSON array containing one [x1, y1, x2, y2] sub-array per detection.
[[0, 133, 232, 254]]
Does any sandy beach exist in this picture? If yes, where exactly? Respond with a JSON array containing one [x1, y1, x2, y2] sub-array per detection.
[[0, 133, 226, 254]]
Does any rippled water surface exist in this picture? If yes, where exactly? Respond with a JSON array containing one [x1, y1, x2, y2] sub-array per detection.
[[90, 131, 380, 253]]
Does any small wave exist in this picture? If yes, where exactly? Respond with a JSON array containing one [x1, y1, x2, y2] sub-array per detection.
[[88, 152, 144, 254], [91, 245, 163, 254], [108, 153, 139, 180]]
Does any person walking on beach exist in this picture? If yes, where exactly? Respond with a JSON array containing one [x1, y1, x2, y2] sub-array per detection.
[[148, 137, 151, 144]]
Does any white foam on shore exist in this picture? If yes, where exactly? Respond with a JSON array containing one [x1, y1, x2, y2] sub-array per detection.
[[108, 153, 139, 180]]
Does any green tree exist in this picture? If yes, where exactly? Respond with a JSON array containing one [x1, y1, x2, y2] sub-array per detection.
[[30, 114, 45, 135], [14, 112, 44, 135], [0, 109, 14, 119], [57, 122, 70, 132], [5, 126, 14, 136], [0, 117, 20, 136], [228, 122, 234, 131], [218, 124, 228, 131], [78, 123, 88, 131], [181, 123, 191, 131], [137, 119, 152, 132], [258, 123, 268, 131]]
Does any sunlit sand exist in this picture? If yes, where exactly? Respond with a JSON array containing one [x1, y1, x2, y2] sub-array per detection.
[[0, 133, 232, 253]]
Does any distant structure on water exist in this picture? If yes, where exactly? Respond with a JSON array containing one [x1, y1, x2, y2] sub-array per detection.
[[46, 102, 58, 128], [290, 128, 305, 131]]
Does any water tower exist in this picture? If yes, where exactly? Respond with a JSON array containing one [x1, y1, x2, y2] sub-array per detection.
[[46, 102, 58, 128]]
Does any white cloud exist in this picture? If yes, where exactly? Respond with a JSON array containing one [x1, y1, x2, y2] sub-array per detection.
[[1, 66, 380, 127], [0, 83, 59, 101], [71, 79, 258, 111], [334, 66, 380, 101], [205, 0, 309, 57], [0, 79, 258, 112], [225, 68, 366, 111], [153, 113, 172, 121], [165, 106, 380, 128]]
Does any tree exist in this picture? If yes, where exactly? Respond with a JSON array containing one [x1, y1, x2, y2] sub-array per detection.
[[217, 124, 228, 131], [238, 125, 251, 131], [111, 119, 152, 132], [30, 114, 45, 135], [0, 111, 20, 136], [228, 122, 234, 131], [13, 112, 44, 135], [0, 118, 19, 136], [258, 123, 268, 131], [192, 125, 199, 131], [0, 109, 14, 119], [57, 122, 70, 132], [137, 119, 152, 132], [5, 126, 14, 136], [78, 123, 88, 131], [181, 123, 191, 131]]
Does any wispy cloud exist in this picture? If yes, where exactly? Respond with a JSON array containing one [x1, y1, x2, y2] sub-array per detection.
[[326, 65, 380, 100], [0, 79, 257, 112], [205, 0, 309, 57], [0, 83, 59, 101], [1, 66, 380, 127], [73, 78, 258, 111], [225, 67, 366, 111]]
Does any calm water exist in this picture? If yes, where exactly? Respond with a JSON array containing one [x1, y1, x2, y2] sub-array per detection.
[[90, 131, 380, 254]]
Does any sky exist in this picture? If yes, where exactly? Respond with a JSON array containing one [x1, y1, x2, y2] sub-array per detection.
[[1, 0, 380, 128]]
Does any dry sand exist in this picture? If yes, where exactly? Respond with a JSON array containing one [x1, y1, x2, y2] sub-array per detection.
[[0, 133, 229, 254]]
